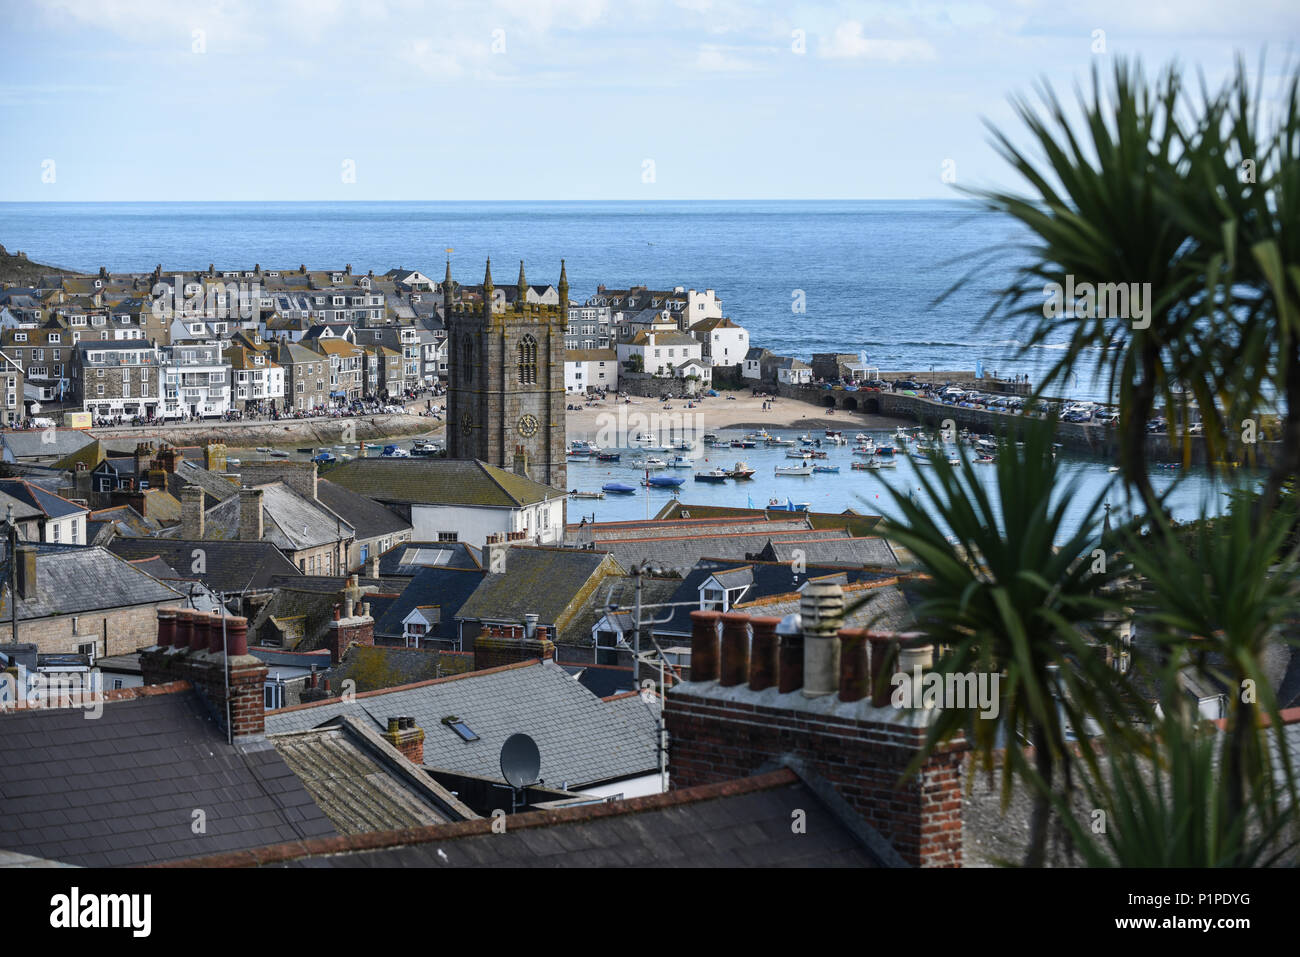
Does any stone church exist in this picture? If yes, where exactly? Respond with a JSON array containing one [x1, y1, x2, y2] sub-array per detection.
[[445, 258, 567, 489]]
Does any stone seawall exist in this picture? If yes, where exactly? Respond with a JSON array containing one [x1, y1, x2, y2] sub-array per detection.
[[89, 413, 437, 449]]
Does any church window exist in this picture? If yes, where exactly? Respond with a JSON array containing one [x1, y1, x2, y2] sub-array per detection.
[[517, 335, 537, 385]]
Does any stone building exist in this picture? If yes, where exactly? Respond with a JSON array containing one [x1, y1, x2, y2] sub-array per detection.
[[445, 259, 567, 489]]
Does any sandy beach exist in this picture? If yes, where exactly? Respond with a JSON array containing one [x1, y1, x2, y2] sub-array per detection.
[[565, 391, 905, 442]]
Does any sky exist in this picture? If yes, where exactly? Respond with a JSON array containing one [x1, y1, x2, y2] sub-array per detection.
[[0, 0, 1296, 201]]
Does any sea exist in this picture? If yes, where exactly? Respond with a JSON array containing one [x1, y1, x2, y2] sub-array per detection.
[[0, 200, 1259, 533]]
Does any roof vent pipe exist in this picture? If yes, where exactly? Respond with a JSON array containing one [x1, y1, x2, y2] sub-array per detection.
[[524, 613, 539, 639]]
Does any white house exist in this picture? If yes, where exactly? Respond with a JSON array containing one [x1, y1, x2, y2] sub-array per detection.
[[743, 347, 769, 381], [616, 331, 702, 377], [689, 316, 749, 369], [564, 349, 619, 394], [776, 356, 812, 385], [325, 459, 567, 548]]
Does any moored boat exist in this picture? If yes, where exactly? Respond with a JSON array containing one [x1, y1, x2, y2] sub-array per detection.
[[603, 481, 637, 494], [694, 468, 729, 483], [775, 464, 813, 476], [726, 461, 756, 479], [813, 464, 839, 473]]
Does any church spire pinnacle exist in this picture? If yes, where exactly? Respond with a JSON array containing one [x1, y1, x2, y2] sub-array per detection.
[[558, 259, 568, 307], [517, 260, 528, 307], [443, 257, 453, 312]]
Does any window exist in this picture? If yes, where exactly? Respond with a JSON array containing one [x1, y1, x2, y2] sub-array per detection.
[[437, 531, 458, 543], [14, 334, 26, 343], [516, 334, 537, 385], [442, 716, 479, 742], [263, 681, 285, 710], [77, 641, 95, 662], [112, 678, 123, 690]]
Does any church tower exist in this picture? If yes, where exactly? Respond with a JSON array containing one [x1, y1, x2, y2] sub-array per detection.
[[446, 259, 567, 489]]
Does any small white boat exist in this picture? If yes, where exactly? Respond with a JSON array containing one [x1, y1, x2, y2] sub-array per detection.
[[786, 449, 813, 459], [668, 454, 693, 469], [255, 446, 273, 453], [867, 458, 897, 469], [775, 464, 813, 476], [632, 456, 667, 470]]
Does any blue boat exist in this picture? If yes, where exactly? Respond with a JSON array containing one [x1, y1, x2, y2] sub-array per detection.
[[602, 482, 636, 494], [813, 465, 840, 473], [643, 475, 685, 488], [312, 452, 336, 464]]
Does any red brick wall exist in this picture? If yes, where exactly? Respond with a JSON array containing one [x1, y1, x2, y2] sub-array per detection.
[[666, 690, 963, 867]]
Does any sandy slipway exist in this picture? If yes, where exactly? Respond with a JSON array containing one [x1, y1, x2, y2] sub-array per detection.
[[89, 412, 440, 450]]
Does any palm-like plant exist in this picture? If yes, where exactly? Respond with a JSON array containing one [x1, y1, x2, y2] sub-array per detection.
[[1171, 60, 1300, 517], [948, 61, 1214, 519], [865, 420, 1150, 865], [1053, 695, 1297, 867], [1118, 496, 1300, 864]]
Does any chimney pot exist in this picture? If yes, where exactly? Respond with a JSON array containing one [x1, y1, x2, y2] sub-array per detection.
[[800, 581, 843, 698], [226, 616, 248, 656], [838, 628, 870, 703], [156, 608, 177, 648], [206, 612, 224, 654], [719, 613, 750, 687], [688, 611, 722, 682], [748, 616, 781, 691]]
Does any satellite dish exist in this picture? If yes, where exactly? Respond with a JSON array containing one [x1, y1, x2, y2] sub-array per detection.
[[500, 733, 541, 789]]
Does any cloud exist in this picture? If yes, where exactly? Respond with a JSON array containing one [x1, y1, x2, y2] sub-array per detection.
[[818, 20, 938, 62], [695, 44, 758, 72]]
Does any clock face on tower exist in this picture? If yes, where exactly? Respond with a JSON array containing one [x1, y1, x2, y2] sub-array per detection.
[[460, 411, 473, 435], [517, 413, 539, 437]]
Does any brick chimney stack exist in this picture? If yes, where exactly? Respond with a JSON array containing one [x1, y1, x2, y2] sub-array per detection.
[[324, 576, 374, 664], [383, 716, 425, 765], [473, 619, 555, 670], [181, 486, 205, 539], [666, 582, 965, 868], [238, 487, 264, 541], [140, 610, 267, 742]]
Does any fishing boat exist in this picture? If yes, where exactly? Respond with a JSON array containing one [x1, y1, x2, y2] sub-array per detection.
[[855, 432, 872, 442], [775, 464, 813, 476], [630, 456, 667, 470], [643, 474, 685, 488], [312, 452, 336, 464], [381, 445, 410, 458], [668, 454, 693, 469], [825, 434, 847, 445], [569, 440, 601, 454], [596, 451, 621, 462], [726, 461, 756, 479], [873, 444, 896, 456], [603, 481, 637, 494], [672, 440, 693, 451], [813, 464, 840, 473], [894, 427, 911, 440], [731, 439, 757, 449], [269, 449, 289, 458], [746, 430, 772, 443], [786, 449, 813, 459], [694, 468, 729, 483], [768, 498, 811, 512], [411, 440, 440, 456], [825, 429, 843, 438], [868, 458, 897, 469], [808, 450, 828, 459], [567, 452, 592, 462], [703, 432, 720, 442], [852, 446, 874, 455], [569, 489, 606, 499], [765, 437, 796, 447], [798, 433, 814, 445]]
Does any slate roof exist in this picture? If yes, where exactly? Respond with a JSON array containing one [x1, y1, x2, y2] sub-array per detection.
[[106, 539, 302, 594], [266, 659, 657, 789], [375, 540, 482, 576], [316, 479, 410, 540], [456, 547, 620, 629], [327, 458, 563, 507], [0, 479, 87, 518], [199, 482, 354, 551], [374, 565, 486, 642], [0, 544, 183, 623], [87, 505, 159, 539], [736, 578, 918, 633], [171, 768, 885, 868], [760, 536, 901, 568], [595, 528, 852, 577], [176, 459, 240, 502], [268, 717, 474, 833], [0, 689, 336, 867], [654, 559, 900, 637]]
